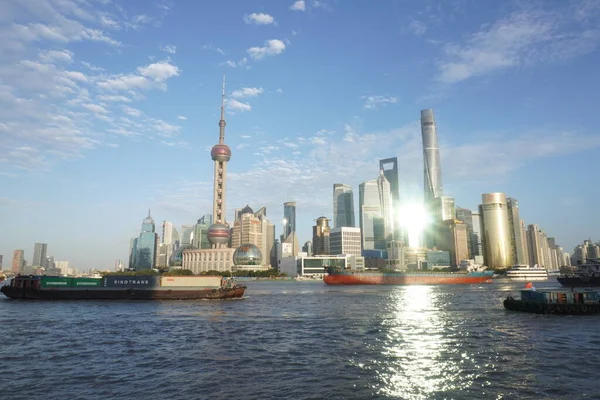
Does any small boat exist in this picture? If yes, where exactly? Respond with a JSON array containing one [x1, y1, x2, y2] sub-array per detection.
[[503, 287, 600, 315], [505, 264, 549, 281]]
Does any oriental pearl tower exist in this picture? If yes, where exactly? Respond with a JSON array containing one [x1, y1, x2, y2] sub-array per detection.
[[207, 77, 232, 248]]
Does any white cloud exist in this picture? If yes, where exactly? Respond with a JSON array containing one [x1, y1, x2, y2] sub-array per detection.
[[39, 49, 73, 64], [122, 106, 143, 117], [81, 103, 108, 114], [407, 20, 427, 36], [227, 99, 252, 113], [153, 120, 181, 137], [177, 115, 187, 120], [159, 44, 176, 54], [98, 60, 180, 91], [220, 58, 248, 69], [363, 95, 398, 109], [137, 60, 180, 81], [247, 39, 286, 60], [97, 94, 132, 102], [231, 87, 264, 99], [437, 7, 600, 84], [290, 1, 306, 11], [244, 13, 276, 25], [202, 44, 225, 55], [276, 88, 283, 94]]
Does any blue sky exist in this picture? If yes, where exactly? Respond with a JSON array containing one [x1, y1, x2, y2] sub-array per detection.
[[1, 0, 600, 271]]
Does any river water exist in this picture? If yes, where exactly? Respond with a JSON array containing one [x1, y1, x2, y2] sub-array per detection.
[[1, 279, 599, 399]]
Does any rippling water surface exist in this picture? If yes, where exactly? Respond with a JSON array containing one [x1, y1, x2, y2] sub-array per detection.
[[2, 280, 600, 399]]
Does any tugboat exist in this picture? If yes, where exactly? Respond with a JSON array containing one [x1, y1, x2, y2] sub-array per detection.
[[557, 259, 600, 287], [503, 285, 600, 315]]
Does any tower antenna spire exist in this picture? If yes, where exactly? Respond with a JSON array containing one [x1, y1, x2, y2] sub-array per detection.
[[218, 75, 226, 144]]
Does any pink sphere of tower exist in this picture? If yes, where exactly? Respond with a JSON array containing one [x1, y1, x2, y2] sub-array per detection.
[[207, 222, 231, 246], [211, 144, 231, 162]]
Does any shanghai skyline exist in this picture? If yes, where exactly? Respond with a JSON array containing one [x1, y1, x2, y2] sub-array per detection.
[[1, 0, 600, 270]]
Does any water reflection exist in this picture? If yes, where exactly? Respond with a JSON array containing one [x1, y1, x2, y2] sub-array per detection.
[[375, 286, 479, 399]]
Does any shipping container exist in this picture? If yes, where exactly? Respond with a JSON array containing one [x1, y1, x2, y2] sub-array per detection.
[[160, 276, 222, 288], [104, 275, 159, 288], [41, 277, 72, 288], [71, 278, 103, 287]]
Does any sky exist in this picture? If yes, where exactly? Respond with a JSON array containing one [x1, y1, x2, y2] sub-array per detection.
[[1, 0, 600, 271]]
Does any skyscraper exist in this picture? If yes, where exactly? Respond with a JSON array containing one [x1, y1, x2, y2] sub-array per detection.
[[283, 201, 296, 240], [359, 175, 389, 251], [376, 170, 394, 241], [333, 183, 355, 228], [379, 158, 400, 238], [506, 198, 526, 265], [135, 209, 157, 270], [11, 250, 24, 274], [312, 217, 331, 255], [421, 109, 443, 204], [480, 193, 513, 268], [207, 77, 232, 249], [33, 243, 47, 267]]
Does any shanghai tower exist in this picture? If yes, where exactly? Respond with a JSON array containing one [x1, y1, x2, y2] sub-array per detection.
[[421, 109, 443, 204]]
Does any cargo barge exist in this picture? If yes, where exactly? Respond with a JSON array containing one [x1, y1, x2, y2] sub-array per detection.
[[557, 259, 600, 287], [323, 267, 494, 285], [0, 275, 246, 300], [504, 288, 600, 315]]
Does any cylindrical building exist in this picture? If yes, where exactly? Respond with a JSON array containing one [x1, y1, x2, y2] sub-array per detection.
[[421, 109, 443, 203], [480, 193, 513, 268]]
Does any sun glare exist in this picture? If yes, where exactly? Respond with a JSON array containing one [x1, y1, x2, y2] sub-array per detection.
[[399, 202, 428, 248]]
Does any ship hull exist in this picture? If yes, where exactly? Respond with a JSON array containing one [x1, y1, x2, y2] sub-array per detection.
[[323, 271, 493, 285], [0, 286, 246, 300], [557, 276, 600, 288]]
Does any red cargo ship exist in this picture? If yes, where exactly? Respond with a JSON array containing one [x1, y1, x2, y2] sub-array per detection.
[[1, 275, 246, 300], [323, 267, 493, 285]]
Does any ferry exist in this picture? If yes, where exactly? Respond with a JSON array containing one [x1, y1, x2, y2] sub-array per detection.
[[505, 265, 549, 281]]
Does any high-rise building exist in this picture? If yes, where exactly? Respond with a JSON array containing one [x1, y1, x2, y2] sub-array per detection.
[[455, 207, 474, 258], [283, 201, 296, 241], [519, 220, 530, 267], [471, 212, 483, 258], [437, 196, 456, 222], [480, 193, 513, 268], [11, 250, 25, 274], [379, 158, 400, 239], [134, 209, 158, 270], [332, 183, 355, 228], [207, 77, 232, 249], [359, 179, 386, 251], [0, 255, 3, 269], [506, 198, 527, 265], [421, 109, 443, 204], [33, 243, 47, 267], [232, 206, 263, 249], [436, 220, 469, 267], [302, 240, 313, 256], [377, 170, 394, 241], [330, 227, 362, 257], [128, 237, 138, 269], [55, 260, 70, 275], [527, 224, 544, 268], [312, 217, 331, 256]]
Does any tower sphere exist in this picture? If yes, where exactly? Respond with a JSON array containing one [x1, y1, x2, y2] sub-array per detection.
[[207, 222, 230, 245], [233, 244, 262, 266], [211, 144, 231, 162]]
